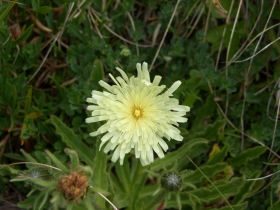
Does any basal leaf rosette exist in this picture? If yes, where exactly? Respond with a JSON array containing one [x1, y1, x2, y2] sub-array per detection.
[[86, 62, 190, 166]]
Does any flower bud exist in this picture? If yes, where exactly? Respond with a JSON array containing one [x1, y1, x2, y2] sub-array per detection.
[[57, 172, 88, 201], [28, 167, 53, 190], [160, 170, 182, 192]]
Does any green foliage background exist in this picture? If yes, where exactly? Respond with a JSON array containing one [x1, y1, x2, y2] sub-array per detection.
[[1, 0, 280, 209]]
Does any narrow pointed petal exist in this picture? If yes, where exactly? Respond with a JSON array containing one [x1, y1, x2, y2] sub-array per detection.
[[85, 62, 190, 166]]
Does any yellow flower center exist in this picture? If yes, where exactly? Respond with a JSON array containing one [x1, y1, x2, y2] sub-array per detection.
[[132, 106, 143, 119], [135, 109, 141, 117]]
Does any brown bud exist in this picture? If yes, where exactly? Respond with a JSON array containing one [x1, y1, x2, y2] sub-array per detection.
[[57, 172, 88, 201]]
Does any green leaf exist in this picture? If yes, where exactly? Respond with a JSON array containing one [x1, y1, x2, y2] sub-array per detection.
[[183, 89, 201, 108], [17, 196, 37, 209], [37, 6, 52, 14], [31, 0, 38, 10], [182, 77, 201, 108], [48, 76, 68, 98], [232, 171, 261, 204], [188, 193, 201, 209], [88, 186, 109, 195], [0, 2, 15, 22], [177, 142, 209, 170], [34, 191, 45, 209], [11, 85, 17, 111], [206, 21, 245, 58], [115, 157, 131, 193], [91, 140, 108, 208], [3, 153, 26, 162], [66, 23, 85, 41], [193, 120, 226, 141], [191, 94, 216, 129], [83, 196, 95, 210], [189, 177, 244, 202], [14, 24, 34, 45], [38, 190, 50, 209], [89, 59, 104, 90], [10, 176, 58, 188], [207, 145, 228, 165], [230, 146, 266, 168], [110, 172, 125, 193], [150, 138, 208, 171], [64, 148, 79, 171], [20, 148, 37, 163], [143, 190, 165, 210], [112, 193, 130, 209], [183, 163, 228, 184], [268, 200, 280, 210], [45, 150, 69, 174], [50, 115, 95, 167], [130, 160, 148, 209], [4, 36, 13, 57], [24, 87, 33, 114], [0, 164, 19, 175]]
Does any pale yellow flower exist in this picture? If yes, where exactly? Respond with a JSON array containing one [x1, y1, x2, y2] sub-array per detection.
[[86, 62, 190, 166]]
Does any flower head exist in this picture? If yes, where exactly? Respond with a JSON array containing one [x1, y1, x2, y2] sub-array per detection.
[[86, 62, 190, 166], [161, 170, 183, 192], [57, 172, 88, 201]]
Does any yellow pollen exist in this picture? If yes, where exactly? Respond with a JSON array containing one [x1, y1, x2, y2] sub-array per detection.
[[135, 109, 141, 117], [132, 106, 143, 119]]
